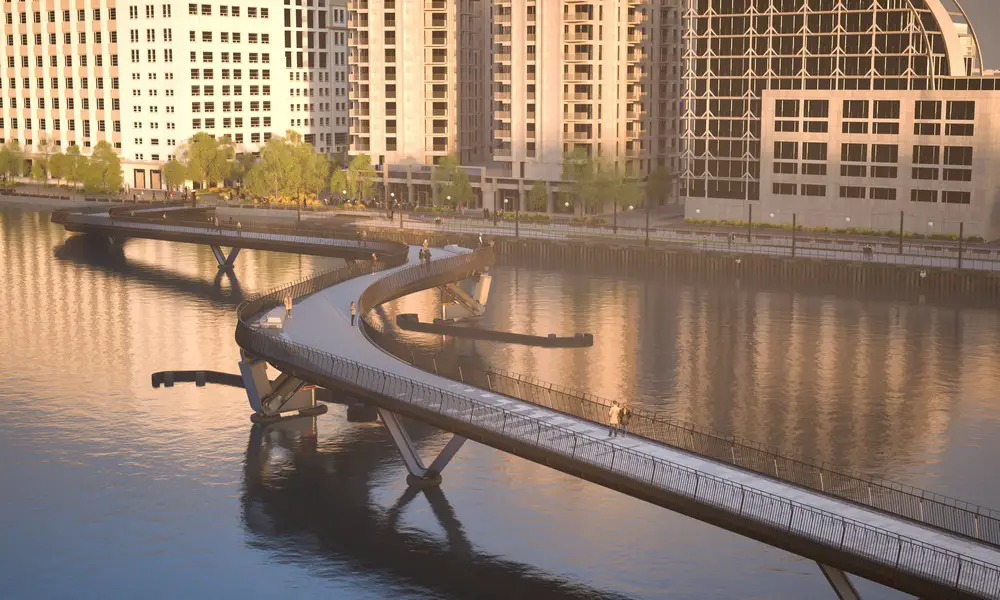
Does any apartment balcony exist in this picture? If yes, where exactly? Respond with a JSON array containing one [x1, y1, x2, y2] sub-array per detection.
[[565, 10, 594, 23], [350, 106, 370, 117], [627, 50, 647, 62], [494, 110, 512, 120], [625, 146, 646, 157], [565, 71, 593, 82], [496, 91, 512, 101], [563, 92, 593, 101], [626, 127, 647, 138], [526, 91, 535, 101], [496, 33, 512, 43], [496, 13, 511, 25], [425, 0, 446, 9], [386, 126, 397, 135], [432, 126, 448, 134], [496, 129, 512, 140], [526, 110, 536, 120], [564, 111, 592, 121], [495, 147, 512, 157], [626, 89, 643, 101], [628, 11, 648, 25], [495, 71, 512, 82], [626, 109, 644, 119], [496, 52, 511, 63], [565, 52, 594, 62], [564, 131, 593, 141], [431, 108, 448, 117], [565, 32, 593, 42], [628, 31, 647, 43]]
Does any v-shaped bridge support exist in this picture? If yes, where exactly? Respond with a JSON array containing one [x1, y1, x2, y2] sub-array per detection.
[[378, 408, 466, 487], [210, 245, 242, 271]]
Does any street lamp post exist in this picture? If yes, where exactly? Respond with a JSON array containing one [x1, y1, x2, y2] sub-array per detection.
[[958, 221, 964, 269], [613, 196, 618, 235], [644, 196, 650, 247]]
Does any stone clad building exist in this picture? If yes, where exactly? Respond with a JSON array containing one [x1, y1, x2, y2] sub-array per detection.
[[681, 0, 1000, 239]]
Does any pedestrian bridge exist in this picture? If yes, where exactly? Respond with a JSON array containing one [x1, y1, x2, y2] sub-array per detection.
[[51, 205, 1000, 598], [235, 243, 1000, 600]]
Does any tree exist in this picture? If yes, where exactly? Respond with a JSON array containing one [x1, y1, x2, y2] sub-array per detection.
[[562, 146, 597, 213], [432, 154, 472, 208], [230, 153, 256, 189], [528, 181, 549, 212], [346, 153, 377, 202], [48, 150, 69, 182], [33, 136, 56, 183], [329, 166, 349, 200], [81, 141, 123, 193], [0, 140, 26, 183], [64, 144, 85, 188], [289, 132, 329, 199], [646, 166, 676, 206], [180, 132, 233, 188], [30, 162, 46, 183], [162, 158, 188, 191], [244, 136, 299, 201]]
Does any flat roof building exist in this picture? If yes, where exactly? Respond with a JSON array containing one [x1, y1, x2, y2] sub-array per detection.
[[0, 0, 349, 190], [681, 0, 1000, 240]]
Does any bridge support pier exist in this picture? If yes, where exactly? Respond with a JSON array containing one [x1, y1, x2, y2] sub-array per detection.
[[378, 408, 466, 487], [239, 353, 326, 423], [817, 563, 862, 600], [210, 245, 241, 271]]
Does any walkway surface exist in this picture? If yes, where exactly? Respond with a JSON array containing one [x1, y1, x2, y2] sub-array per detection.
[[353, 216, 1000, 272], [256, 245, 1000, 598]]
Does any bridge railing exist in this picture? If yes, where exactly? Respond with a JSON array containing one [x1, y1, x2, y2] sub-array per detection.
[[234, 258, 1000, 599], [357, 252, 1000, 550]]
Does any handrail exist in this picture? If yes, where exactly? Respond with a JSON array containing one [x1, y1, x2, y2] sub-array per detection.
[[234, 252, 1000, 599], [359, 252, 1000, 550]]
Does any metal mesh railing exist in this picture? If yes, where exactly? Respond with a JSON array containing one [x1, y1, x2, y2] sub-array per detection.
[[234, 253, 1000, 598], [357, 252, 1000, 551]]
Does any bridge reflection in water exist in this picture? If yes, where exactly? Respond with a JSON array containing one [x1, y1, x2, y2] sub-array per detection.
[[242, 417, 632, 600]]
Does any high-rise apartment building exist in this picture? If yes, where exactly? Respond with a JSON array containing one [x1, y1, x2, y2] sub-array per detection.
[[1, 1, 349, 190], [346, 0, 491, 167], [347, 0, 682, 211], [683, 0, 1000, 239], [493, 0, 682, 188]]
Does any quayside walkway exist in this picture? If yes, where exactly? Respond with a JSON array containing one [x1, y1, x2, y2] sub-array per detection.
[[236, 245, 1000, 600]]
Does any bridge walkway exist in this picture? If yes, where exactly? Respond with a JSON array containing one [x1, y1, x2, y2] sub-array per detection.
[[242, 245, 1000, 599]]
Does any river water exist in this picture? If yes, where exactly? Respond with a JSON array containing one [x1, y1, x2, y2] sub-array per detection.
[[2, 205, 999, 599]]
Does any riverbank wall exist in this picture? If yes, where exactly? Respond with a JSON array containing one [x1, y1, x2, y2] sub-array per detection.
[[494, 237, 1000, 300]]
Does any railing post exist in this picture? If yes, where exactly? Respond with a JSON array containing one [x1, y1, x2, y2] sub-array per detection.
[[819, 471, 825, 492], [731, 445, 737, 465], [739, 488, 745, 515]]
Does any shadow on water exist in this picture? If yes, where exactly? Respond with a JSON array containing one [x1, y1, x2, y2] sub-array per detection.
[[241, 420, 628, 600], [53, 233, 244, 304]]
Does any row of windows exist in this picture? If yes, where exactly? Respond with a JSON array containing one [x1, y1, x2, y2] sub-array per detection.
[[775, 99, 976, 122], [190, 69, 271, 80], [772, 183, 827, 197], [7, 55, 118, 68], [5, 8, 115, 24], [6, 32, 118, 45], [774, 142, 972, 166], [186, 4, 269, 18], [2, 77, 120, 90], [0, 97, 120, 111], [773, 183, 970, 204], [0, 118, 120, 133], [187, 48, 271, 64], [190, 116, 271, 128], [187, 31, 270, 44], [191, 101, 272, 112], [0, 138, 120, 150], [190, 85, 271, 96]]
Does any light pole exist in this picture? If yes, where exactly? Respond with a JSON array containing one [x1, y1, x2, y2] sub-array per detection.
[[958, 221, 964, 269], [389, 191, 395, 220], [613, 196, 618, 235], [342, 189, 347, 206]]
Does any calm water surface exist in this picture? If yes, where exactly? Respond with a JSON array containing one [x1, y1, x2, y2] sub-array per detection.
[[2, 205, 999, 599]]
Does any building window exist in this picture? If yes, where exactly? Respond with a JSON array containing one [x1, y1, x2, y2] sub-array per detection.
[[772, 182, 796, 196], [800, 184, 826, 197], [773, 141, 797, 161], [839, 186, 865, 199], [942, 191, 971, 204], [912, 145, 940, 165], [870, 187, 897, 201], [911, 189, 938, 203], [946, 101, 975, 121], [915, 101, 941, 121]]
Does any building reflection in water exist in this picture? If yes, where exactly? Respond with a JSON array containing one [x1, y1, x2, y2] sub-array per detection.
[[381, 264, 1000, 483]]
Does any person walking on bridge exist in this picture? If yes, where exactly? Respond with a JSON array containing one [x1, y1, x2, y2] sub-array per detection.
[[284, 294, 293, 318], [350, 301, 356, 326], [608, 401, 622, 437], [371, 252, 378, 274], [619, 402, 632, 437], [237, 221, 243, 236]]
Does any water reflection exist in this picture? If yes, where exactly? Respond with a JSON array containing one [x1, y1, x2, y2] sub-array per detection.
[[383, 265, 1000, 506], [242, 418, 629, 600]]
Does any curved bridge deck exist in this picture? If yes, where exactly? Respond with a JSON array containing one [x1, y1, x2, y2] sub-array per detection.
[[237, 246, 1000, 600]]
